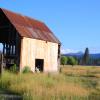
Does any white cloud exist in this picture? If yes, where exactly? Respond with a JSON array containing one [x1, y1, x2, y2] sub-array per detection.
[[61, 48, 78, 54]]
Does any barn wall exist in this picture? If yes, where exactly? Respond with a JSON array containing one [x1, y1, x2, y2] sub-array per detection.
[[20, 37, 59, 72]]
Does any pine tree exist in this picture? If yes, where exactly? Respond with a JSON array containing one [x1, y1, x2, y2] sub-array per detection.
[[82, 48, 90, 65]]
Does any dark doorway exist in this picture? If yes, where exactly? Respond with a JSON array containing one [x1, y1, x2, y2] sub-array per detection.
[[35, 59, 44, 72]]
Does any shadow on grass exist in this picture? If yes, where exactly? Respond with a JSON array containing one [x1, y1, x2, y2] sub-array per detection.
[[0, 89, 22, 100]]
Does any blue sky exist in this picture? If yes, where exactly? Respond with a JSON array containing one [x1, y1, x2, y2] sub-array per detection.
[[0, 0, 100, 53]]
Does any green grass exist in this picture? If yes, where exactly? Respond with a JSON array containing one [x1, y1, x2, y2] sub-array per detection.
[[0, 65, 100, 100]]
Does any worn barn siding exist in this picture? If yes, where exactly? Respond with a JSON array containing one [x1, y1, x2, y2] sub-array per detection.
[[20, 37, 59, 72]]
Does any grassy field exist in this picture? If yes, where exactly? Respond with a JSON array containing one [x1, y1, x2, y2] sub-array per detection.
[[0, 65, 100, 100]]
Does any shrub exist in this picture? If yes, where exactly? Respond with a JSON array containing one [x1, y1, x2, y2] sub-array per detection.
[[10, 64, 18, 73], [22, 66, 31, 73]]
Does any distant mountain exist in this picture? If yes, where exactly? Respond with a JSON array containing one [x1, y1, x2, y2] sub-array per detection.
[[63, 52, 100, 59], [90, 53, 100, 59]]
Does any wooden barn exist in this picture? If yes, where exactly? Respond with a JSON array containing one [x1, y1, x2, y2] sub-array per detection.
[[0, 8, 61, 72]]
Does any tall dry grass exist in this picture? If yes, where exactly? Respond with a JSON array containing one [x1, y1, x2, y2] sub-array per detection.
[[0, 71, 91, 100], [61, 65, 100, 77], [0, 65, 100, 100]]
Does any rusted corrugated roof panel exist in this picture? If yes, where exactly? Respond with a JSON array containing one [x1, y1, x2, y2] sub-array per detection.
[[0, 8, 60, 44]]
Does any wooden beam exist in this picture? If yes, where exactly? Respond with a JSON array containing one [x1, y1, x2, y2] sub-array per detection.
[[3, 43, 5, 55], [0, 54, 3, 77]]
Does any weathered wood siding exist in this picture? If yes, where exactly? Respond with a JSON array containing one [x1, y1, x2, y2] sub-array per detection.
[[20, 37, 59, 72]]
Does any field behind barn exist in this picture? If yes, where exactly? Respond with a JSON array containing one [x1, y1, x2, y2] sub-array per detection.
[[0, 65, 100, 100]]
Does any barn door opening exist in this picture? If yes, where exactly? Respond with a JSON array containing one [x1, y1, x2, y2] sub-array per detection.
[[35, 59, 44, 72]]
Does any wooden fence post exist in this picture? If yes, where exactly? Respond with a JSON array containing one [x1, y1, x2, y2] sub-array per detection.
[[0, 54, 3, 77]]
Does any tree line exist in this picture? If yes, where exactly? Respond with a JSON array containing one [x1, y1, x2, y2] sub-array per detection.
[[61, 48, 100, 66], [61, 56, 78, 66]]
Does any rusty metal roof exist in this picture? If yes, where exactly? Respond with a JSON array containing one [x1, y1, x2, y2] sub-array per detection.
[[1, 8, 60, 44]]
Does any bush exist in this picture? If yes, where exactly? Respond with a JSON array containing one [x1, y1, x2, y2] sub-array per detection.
[[61, 56, 68, 65], [10, 64, 18, 73], [22, 66, 31, 73], [68, 57, 78, 66]]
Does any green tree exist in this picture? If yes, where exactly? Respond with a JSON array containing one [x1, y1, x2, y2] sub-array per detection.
[[68, 56, 78, 66], [61, 56, 68, 66], [82, 48, 90, 65]]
